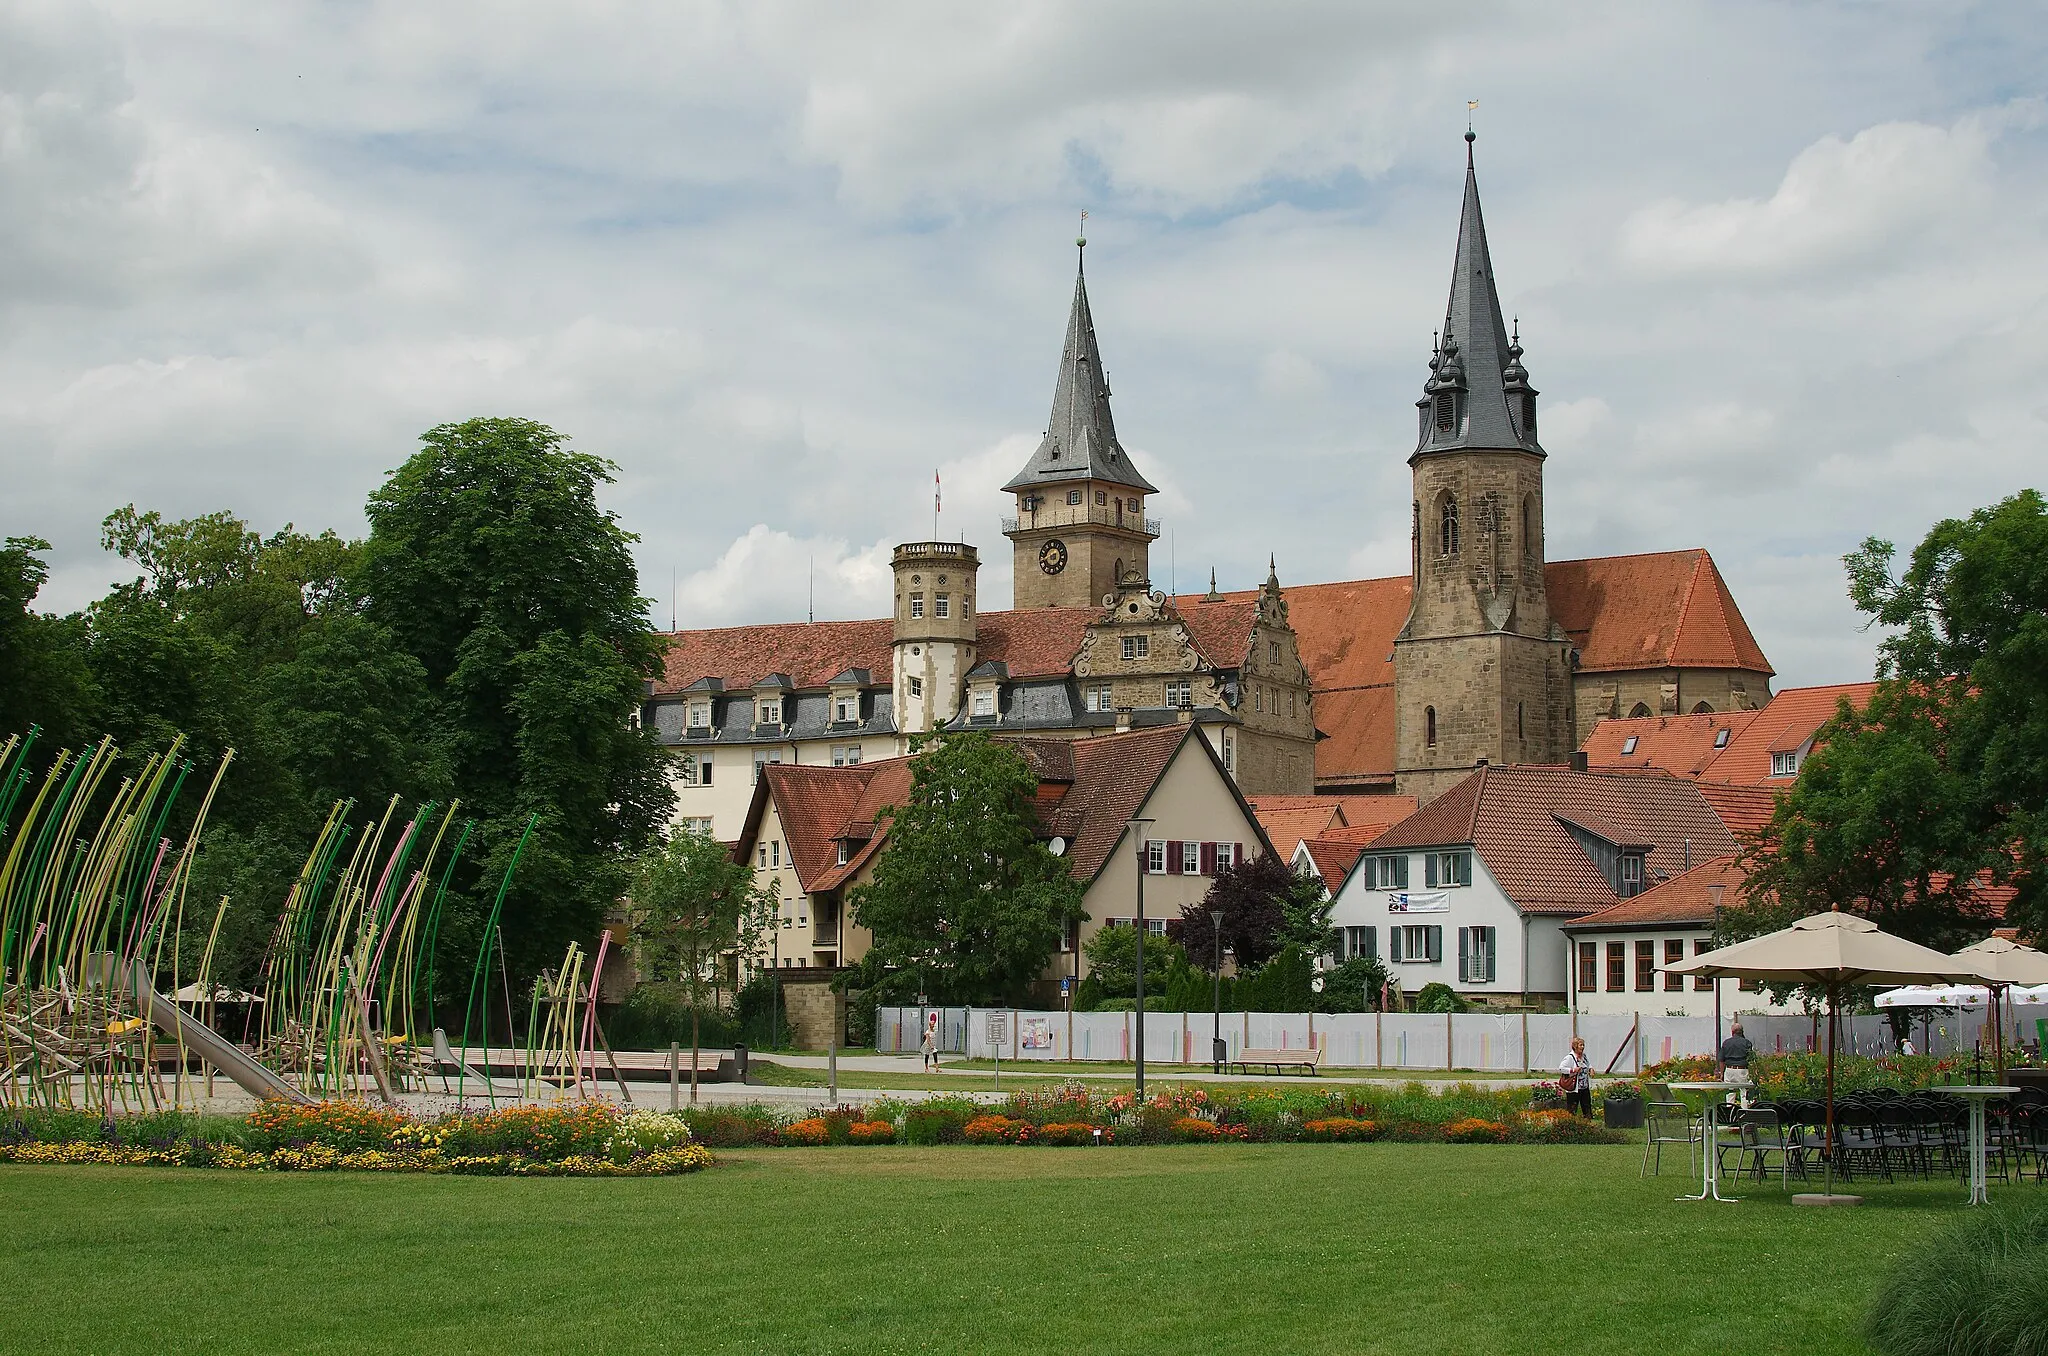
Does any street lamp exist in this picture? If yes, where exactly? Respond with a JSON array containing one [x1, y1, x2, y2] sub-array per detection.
[[1127, 817, 1155, 1101], [1211, 910, 1226, 1074]]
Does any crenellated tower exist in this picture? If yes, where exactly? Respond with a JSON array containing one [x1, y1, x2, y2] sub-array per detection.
[[1393, 134, 1577, 802], [1002, 235, 1161, 609]]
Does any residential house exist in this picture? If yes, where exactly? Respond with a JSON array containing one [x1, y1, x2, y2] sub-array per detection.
[[1581, 681, 1877, 787]]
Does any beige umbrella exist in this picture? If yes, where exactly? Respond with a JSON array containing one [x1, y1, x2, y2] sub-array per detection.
[[1670, 911, 1981, 1202], [1954, 937, 2048, 1078]]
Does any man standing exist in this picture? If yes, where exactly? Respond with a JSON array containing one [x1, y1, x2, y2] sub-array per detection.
[[1719, 1020, 1754, 1087]]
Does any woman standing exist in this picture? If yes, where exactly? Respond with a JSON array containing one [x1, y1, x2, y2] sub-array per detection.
[[1558, 1037, 1593, 1118], [920, 1014, 940, 1072]]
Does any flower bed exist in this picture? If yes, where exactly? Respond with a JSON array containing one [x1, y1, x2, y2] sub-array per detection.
[[0, 1102, 711, 1176]]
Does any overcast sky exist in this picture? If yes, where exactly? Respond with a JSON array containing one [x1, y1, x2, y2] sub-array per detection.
[[6, 2, 2045, 688]]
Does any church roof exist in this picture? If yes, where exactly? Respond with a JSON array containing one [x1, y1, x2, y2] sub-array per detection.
[[1580, 682, 1875, 787], [1414, 137, 1541, 460], [1002, 248, 1158, 496], [657, 551, 1772, 793]]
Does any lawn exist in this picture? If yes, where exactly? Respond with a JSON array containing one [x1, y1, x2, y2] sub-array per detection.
[[0, 1145, 1958, 1355]]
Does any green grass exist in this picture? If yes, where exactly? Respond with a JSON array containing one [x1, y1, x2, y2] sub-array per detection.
[[0, 1145, 1965, 1354]]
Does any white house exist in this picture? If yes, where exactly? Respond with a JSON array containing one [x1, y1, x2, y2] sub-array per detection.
[[1327, 764, 1745, 1008]]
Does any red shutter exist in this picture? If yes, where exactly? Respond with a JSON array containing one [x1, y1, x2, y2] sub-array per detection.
[[1167, 841, 1183, 874], [1200, 842, 1217, 875], [1141, 840, 1155, 874], [1234, 843, 1244, 871]]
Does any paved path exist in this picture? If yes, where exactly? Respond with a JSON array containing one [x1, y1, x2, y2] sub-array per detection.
[[764, 1051, 1547, 1091]]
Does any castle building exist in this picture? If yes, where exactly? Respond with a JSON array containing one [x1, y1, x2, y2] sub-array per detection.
[[647, 138, 1777, 837]]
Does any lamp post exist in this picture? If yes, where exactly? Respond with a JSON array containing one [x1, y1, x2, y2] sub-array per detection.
[[1128, 817, 1154, 1102], [1212, 910, 1226, 1074]]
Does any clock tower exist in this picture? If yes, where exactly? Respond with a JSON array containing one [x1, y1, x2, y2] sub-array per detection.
[[1003, 237, 1161, 610]]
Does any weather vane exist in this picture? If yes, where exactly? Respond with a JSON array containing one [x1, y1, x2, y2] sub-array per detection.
[[1078, 208, 1088, 248]]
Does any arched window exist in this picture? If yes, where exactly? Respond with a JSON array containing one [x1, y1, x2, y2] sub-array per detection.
[[1691, 701, 1715, 715], [1438, 493, 1460, 557], [1425, 706, 1438, 749], [1628, 702, 1652, 719]]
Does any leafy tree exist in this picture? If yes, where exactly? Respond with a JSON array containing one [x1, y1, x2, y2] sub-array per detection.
[[630, 825, 775, 1091], [0, 537, 96, 748], [1233, 945, 1315, 1012], [1737, 490, 2048, 947], [1167, 850, 1291, 971], [848, 733, 1085, 1005], [1275, 867, 1339, 959], [1315, 954, 1391, 1013], [1079, 924, 1182, 1001], [359, 417, 674, 979]]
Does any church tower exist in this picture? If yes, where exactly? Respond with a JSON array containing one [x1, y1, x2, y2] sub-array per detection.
[[1393, 135, 1577, 802], [1003, 236, 1161, 610]]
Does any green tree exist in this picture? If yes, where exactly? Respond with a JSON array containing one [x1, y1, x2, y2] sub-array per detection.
[[848, 733, 1085, 1005], [1079, 924, 1182, 1001], [1737, 489, 2048, 947], [359, 417, 674, 979], [630, 825, 774, 1092], [1167, 850, 1291, 970], [1275, 867, 1339, 959], [0, 537, 96, 748], [1315, 954, 1391, 1013], [1234, 945, 1316, 1012]]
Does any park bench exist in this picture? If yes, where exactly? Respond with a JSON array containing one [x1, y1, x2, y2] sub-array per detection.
[[1230, 1044, 1323, 1076]]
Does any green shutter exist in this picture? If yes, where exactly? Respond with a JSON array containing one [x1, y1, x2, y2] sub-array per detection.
[[1395, 855, 1409, 889], [1389, 927, 1404, 963], [1457, 927, 1470, 983], [1427, 927, 1443, 963], [1424, 854, 1438, 888]]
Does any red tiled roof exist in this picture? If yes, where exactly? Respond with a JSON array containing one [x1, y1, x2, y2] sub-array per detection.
[[1047, 726, 1210, 883], [1254, 804, 1346, 854], [1369, 765, 1741, 916], [667, 550, 1774, 790], [1250, 794, 1416, 860], [1303, 837, 1370, 887], [1692, 783, 1780, 839], [1564, 853, 1748, 929], [759, 764, 871, 889], [1582, 683, 1877, 788]]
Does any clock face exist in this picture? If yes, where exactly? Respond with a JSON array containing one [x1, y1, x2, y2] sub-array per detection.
[[1039, 539, 1068, 575]]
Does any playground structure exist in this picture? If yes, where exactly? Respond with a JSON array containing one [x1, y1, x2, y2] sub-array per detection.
[[0, 724, 623, 1113]]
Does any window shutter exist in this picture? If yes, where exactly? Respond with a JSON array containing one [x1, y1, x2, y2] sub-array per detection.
[[1389, 928, 1403, 963], [1167, 841, 1183, 875], [1424, 854, 1438, 888], [1457, 851, 1472, 886], [1457, 928, 1470, 983], [1394, 855, 1409, 889], [1485, 929, 1497, 983], [1363, 926, 1378, 960], [1427, 927, 1443, 963], [1234, 843, 1243, 871], [1200, 842, 1217, 876]]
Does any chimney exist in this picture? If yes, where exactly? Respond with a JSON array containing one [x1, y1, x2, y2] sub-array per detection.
[[1569, 750, 1588, 773]]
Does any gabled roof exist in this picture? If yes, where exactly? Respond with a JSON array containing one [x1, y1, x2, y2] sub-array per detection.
[[1302, 837, 1370, 888], [1580, 682, 1876, 787], [1564, 853, 1747, 930], [1174, 598, 1261, 670], [1368, 765, 1740, 916], [1545, 550, 1773, 676], [1001, 249, 1157, 496]]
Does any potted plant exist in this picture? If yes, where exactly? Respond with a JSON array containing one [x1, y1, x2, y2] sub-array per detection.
[[1601, 1085, 1645, 1130]]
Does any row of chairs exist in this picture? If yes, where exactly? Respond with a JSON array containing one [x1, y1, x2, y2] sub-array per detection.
[[1638, 1086, 2048, 1187]]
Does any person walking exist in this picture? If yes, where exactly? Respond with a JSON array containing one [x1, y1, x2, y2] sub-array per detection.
[[1558, 1037, 1593, 1118], [1719, 1021, 1754, 1085], [919, 1015, 940, 1072]]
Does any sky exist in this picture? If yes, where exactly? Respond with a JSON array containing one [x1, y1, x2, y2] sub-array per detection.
[[5, 1, 2046, 689]]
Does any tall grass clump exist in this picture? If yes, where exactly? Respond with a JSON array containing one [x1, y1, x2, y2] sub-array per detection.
[[1865, 1194, 2048, 1356]]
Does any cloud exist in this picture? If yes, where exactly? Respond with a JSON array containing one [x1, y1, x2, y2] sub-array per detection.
[[1257, 350, 1329, 401], [673, 524, 895, 629], [1617, 117, 1995, 278]]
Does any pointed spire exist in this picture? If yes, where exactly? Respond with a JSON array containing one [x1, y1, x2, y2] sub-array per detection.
[[1412, 134, 1541, 460], [1003, 242, 1159, 496], [1203, 566, 1222, 603]]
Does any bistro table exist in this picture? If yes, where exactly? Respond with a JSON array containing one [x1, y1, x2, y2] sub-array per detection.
[[1937, 1086, 2019, 1206], [1668, 1081, 1742, 1203]]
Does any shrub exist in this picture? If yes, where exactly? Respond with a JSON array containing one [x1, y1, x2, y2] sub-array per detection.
[[1302, 1117, 1380, 1142], [1865, 1194, 2048, 1356], [1172, 1116, 1222, 1143], [435, 1104, 618, 1160], [846, 1120, 895, 1145], [961, 1115, 1027, 1145], [901, 1096, 981, 1146], [1443, 1117, 1509, 1144], [1035, 1122, 1100, 1146], [781, 1118, 828, 1147], [1413, 982, 1469, 1014], [604, 1111, 693, 1165], [681, 1105, 780, 1148]]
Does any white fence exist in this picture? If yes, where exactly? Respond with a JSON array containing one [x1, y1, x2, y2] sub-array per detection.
[[873, 1005, 2048, 1074]]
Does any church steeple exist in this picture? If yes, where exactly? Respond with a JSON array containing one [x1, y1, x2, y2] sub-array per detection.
[[1003, 240, 1159, 497], [1413, 134, 1541, 461], [1003, 237, 1163, 610]]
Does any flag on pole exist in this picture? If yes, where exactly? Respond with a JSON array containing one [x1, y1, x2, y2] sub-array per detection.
[[934, 470, 941, 513]]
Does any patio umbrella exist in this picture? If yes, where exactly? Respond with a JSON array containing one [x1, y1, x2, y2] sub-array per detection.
[[1670, 911, 1980, 1203], [1953, 938, 2048, 1079], [1873, 984, 1988, 1009]]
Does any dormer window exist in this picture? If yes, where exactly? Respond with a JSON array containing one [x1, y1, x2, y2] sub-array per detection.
[[1772, 750, 1800, 777], [687, 701, 712, 729], [1433, 391, 1455, 432], [971, 688, 996, 717], [1620, 853, 1645, 897], [1620, 736, 1639, 755], [1714, 727, 1731, 749], [1521, 394, 1536, 438], [756, 699, 781, 726], [837, 841, 849, 866], [834, 694, 858, 723]]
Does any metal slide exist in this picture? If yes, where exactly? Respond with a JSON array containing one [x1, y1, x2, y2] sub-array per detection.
[[129, 958, 314, 1106]]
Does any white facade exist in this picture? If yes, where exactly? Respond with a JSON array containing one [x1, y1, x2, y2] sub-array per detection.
[[666, 734, 909, 843], [1328, 844, 1569, 1004], [1563, 922, 1803, 1018]]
